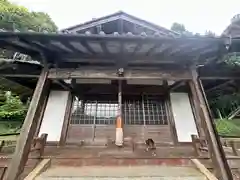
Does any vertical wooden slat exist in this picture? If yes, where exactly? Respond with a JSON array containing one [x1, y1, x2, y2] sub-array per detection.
[[190, 68, 233, 180], [4, 69, 49, 180], [59, 92, 73, 146]]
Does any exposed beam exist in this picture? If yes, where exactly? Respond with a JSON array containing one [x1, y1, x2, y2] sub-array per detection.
[[190, 68, 233, 180], [18, 38, 51, 55], [63, 57, 176, 64], [206, 80, 234, 92], [53, 79, 73, 91], [81, 40, 95, 54], [169, 43, 192, 55], [37, 39, 64, 53], [188, 80, 205, 138], [201, 76, 240, 80], [66, 15, 120, 33], [121, 15, 168, 35], [0, 74, 39, 78], [100, 42, 110, 55], [132, 43, 142, 55], [60, 40, 85, 54], [168, 81, 185, 91], [146, 44, 159, 56], [119, 18, 123, 34], [5, 69, 49, 180], [0, 40, 37, 56], [48, 68, 192, 80], [227, 106, 240, 120], [59, 92, 73, 146]]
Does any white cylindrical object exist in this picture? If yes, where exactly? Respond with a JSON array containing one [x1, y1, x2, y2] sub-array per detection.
[[115, 128, 123, 146]]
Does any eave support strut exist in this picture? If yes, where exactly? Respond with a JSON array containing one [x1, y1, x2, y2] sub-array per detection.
[[5, 69, 49, 180], [190, 68, 233, 180]]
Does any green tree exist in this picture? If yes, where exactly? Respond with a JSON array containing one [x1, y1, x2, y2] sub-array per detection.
[[0, 0, 58, 59], [171, 22, 186, 34], [0, 0, 57, 32], [0, 91, 27, 121], [0, 0, 57, 123]]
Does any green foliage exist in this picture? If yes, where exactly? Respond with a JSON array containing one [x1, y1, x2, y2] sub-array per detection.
[[0, 0, 58, 59], [224, 52, 240, 67], [0, 0, 58, 32], [209, 93, 240, 118], [171, 22, 186, 34], [216, 119, 240, 136], [0, 92, 27, 121], [0, 121, 22, 134]]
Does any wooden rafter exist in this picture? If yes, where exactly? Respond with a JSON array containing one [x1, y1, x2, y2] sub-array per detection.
[[81, 40, 95, 54]]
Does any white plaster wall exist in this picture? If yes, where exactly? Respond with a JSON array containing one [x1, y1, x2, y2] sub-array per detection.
[[39, 91, 69, 142], [170, 93, 198, 142]]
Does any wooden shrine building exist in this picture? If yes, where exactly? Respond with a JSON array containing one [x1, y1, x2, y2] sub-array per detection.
[[0, 11, 240, 180]]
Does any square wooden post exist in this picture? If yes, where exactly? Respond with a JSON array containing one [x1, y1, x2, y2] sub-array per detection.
[[4, 69, 49, 180], [188, 81, 205, 138], [190, 68, 233, 180], [59, 92, 73, 146], [163, 80, 178, 144]]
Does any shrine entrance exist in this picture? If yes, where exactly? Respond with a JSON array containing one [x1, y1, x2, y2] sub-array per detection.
[[67, 88, 171, 145]]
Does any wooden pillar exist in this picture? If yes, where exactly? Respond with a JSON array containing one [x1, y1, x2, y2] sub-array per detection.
[[164, 81, 178, 144], [59, 92, 73, 146], [190, 68, 233, 180], [115, 80, 123, 146], [35, 89, 50, 137], [188, 81, 205, 138], [4, 69, 49, 180]]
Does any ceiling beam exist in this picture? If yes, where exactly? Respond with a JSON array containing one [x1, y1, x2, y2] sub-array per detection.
[[48, 68, 192, 80]]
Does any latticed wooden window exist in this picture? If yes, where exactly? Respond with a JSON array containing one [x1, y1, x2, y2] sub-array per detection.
[[70, 99, 118, 125], [123, 95, 168, 125], [70, 95, 168, 125]]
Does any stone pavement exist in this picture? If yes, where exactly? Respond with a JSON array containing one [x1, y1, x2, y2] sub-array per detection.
[[36, 166, 207, 180]]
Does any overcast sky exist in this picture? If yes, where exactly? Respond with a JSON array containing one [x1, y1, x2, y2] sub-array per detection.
[[10, 0, 240, 35]]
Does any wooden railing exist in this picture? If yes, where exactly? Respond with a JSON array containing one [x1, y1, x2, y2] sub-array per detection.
[[192, 134, 240, 157], [31, 134, 48, 159], [191, 135, 208, 156], [220, 136, 240, 156], [0, 133, 48, 179]]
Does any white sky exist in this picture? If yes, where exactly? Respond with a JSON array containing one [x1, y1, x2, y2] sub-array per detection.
[[10, 0, 240, 35]]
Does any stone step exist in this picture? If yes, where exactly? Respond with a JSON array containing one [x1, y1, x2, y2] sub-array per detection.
[[36, 177, 207, 180], [36, 166, 207, 180]]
